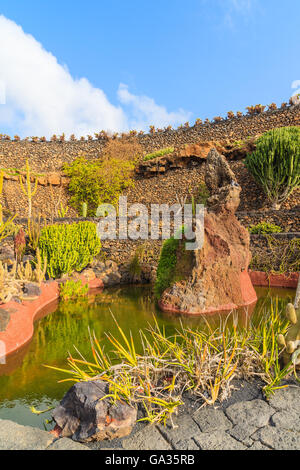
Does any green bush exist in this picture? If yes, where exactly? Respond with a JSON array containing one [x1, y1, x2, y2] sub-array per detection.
[[143, 147, 174, 162], [248, 222, 282, 235], [39, 222, 101, 278], [63, 156, 135, 215], [154, 237, 179, 299], [59, 279, 89, 301], [244, 127, 300, 209]]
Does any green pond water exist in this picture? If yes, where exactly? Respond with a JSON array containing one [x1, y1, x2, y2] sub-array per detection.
[[0, 285, 295, 430]]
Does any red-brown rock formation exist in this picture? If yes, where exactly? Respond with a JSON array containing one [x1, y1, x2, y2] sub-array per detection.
[[159, 148, 257, 315]]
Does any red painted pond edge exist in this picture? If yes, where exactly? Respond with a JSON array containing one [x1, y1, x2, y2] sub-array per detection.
[[0, 275, 104, 359], [0, 271, 298, 359], [249, 271, 299, 289]]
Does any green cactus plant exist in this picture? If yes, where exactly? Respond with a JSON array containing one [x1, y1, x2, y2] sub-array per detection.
[[38, 222, 101, 278], [245, 127, 300, 209], [18, 159, 39, 218]]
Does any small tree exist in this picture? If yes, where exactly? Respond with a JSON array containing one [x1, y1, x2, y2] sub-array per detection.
[[245, 127, 300, 209]]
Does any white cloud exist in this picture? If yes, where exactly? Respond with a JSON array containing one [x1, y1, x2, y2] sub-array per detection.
[[0, 15, 191, 137], [223, 0, 255, 28], [118, 84, 192, 130]]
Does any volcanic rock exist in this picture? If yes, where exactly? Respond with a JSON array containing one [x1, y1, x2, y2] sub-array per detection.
[[52, 379, 137, 442], [159, 148, 257, 315]]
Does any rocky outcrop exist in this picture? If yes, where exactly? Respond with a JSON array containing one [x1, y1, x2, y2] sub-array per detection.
[[159, 148, 257, 315], [52, 380, 137, 442]]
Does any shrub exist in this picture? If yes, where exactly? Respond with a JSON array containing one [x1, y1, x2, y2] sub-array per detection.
[[59, 279, 89, 301], [63, 156, 135, 215], [248, 221, 282, 234], [143, 147, 175, 162], [154, 237, 179, 299], [250, 237, 300, 274], [38, 221, 101, 278], [102, 138, 143, 163], [244, 127, 300, 209]]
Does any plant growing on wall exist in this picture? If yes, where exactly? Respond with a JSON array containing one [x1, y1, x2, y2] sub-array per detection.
[[248, 222, 282, 234], [143, 147, 174, 162], [227, 111, 235, 119], [268, 103, 277, 111], [245, 127, 300, 209]]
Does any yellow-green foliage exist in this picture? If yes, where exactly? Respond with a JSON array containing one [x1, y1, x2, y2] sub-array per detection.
[[63, 156, 135, 215], [46, 300, 294, 426], [0, 214, 17, 243], [38, 222, 101, 278], [248, 221, 282, 234], [143, 147, 174, 162], [59, 279, 89, 301]]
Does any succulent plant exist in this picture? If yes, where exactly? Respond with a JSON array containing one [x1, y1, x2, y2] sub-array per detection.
[[278, 303, 300, 368]]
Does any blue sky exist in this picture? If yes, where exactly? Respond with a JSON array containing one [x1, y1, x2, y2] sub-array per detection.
[[0, 0, 299, 137]]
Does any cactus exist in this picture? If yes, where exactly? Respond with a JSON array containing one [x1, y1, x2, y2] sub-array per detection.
[[278, 302, 300, 368], [82, 202, 88, 218], [18, 159, 39, 218], [38, 221, 101, 278], [245, 127, 300, 209]]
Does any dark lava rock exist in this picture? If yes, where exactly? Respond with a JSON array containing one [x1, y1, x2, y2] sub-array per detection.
[[22, 282, 42, 300], [52, 380, 137, 443]]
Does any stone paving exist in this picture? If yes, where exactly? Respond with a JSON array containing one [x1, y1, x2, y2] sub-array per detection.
[[1, 380, 300, 450]]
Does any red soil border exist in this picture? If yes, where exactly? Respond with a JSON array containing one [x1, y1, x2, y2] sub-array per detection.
[[249, 271, 299, 288], [0, 275, 104, 359]]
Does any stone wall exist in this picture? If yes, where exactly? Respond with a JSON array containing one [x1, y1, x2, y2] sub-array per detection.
[[0, 104, 299, 173]]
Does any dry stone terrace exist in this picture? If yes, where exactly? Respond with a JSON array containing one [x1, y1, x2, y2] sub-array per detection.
[[1, 380, 300, 450]]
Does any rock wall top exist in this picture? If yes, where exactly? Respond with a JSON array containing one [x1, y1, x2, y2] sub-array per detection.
[[0, 104, 299, 172]]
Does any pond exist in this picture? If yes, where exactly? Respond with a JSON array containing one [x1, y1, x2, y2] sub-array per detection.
[[0, 285, 295, 430]]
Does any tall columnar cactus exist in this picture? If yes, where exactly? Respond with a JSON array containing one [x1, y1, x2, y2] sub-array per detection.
[[245, 127, 300, 209], [19, 159, 38, 219]]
